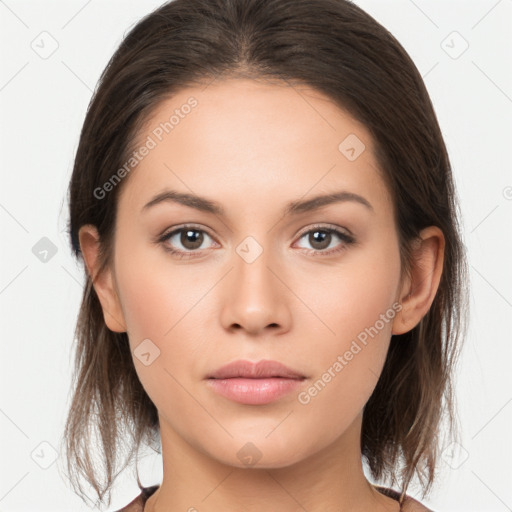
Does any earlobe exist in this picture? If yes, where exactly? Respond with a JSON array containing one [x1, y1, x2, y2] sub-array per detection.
[[392, 226, 445, 335], [78, 224, 127, 333]]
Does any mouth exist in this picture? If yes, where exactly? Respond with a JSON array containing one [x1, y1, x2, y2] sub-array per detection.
[[206, 359, 307, 405], [207, 359, 306, 379]]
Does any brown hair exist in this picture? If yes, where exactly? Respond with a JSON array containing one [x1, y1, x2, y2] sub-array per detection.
[[62, 0, 469, 507]]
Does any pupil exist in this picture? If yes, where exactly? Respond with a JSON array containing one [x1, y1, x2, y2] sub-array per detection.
[[182, 229, 202, 249], [311, 230, 330, 250]]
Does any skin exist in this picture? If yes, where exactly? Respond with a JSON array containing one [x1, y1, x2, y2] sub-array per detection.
[[79, 78, 443, 512]]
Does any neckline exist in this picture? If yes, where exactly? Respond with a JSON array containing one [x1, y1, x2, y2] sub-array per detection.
[[140, 485, 159, 510], [373, 484, 404, 510], [139, 484, 403, 510]]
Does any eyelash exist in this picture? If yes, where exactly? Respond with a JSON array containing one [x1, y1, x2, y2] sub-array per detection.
[[156, 223, 356, 259]]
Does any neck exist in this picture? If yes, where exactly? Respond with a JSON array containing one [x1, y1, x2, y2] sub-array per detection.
[[145, 412, 399, 512]]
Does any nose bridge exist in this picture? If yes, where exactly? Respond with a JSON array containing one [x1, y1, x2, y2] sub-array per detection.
[[233, 233, 279, 299], [220, 232, 290, 333]]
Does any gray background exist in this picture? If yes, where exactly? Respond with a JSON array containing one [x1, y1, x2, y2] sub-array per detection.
[[1, 0, 511, 510]]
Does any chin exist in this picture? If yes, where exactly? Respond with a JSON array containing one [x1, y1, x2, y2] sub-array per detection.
[[203, 431, 313, 470]]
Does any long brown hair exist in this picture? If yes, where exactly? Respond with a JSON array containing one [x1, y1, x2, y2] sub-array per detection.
[[62, 0, 469, 506]]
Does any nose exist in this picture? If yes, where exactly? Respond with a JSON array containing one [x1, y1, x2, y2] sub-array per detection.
[[219, 237, 292, 336]]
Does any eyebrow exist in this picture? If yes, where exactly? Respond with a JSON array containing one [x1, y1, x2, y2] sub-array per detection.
[[141, 189, 374, 216]]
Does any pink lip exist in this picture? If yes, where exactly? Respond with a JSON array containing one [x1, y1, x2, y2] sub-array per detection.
[[206, 359, 306, 405]]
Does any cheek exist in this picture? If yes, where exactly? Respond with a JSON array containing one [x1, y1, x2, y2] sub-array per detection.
[[295, 241, 401, 414], [297, 242, 401, 350], [115, 239, 202, 340], [113, 242, 211, 387]]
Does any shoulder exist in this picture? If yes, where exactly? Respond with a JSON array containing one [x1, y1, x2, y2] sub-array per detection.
[[114, 484, 436, 512], [373, 485, 435, 512], [402, 494, 435, 512], [112, 485, 160, 512]]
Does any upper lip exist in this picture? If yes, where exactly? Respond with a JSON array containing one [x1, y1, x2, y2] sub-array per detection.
[[207, 359, 306, 379]]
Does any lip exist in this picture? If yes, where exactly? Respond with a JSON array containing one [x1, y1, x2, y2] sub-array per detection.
[[206, 359, 306, 405], [207, 359, 306, 379]]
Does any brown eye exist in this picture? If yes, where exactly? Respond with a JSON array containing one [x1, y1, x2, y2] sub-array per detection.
[[307, 230, 332, 250], [179, 229, 204, 250], [295, 225, 355, 256], [159, 225, 216, 256]]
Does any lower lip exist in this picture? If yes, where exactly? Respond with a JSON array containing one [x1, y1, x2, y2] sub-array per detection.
[[206, 377, 304, 405]]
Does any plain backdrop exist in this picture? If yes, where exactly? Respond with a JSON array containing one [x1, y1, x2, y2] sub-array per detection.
[[0, 0, 511, 510]]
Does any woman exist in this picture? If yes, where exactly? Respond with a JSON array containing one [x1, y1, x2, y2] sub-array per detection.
[[62, 0, 468, 510]]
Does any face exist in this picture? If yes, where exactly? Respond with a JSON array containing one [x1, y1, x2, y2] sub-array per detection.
[[98, 78, 407, 468]]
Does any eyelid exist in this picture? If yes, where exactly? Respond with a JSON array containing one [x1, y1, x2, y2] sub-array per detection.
[[158, 223, 352, 243], [157, 222, 356, 257], [159, 223, 217, 240], [295, 222, 354, 239]]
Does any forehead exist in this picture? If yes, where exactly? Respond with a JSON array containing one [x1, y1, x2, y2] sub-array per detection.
[[119, 78, 391, 217]]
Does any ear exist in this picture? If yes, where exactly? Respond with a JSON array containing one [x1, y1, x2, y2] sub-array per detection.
[[78, 224, 127, 333], [392, 226, 445, 335]]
